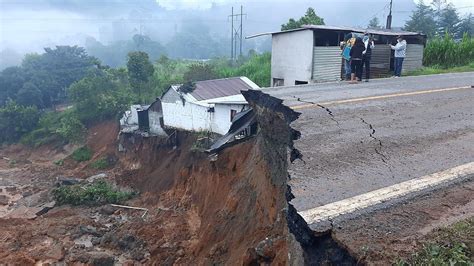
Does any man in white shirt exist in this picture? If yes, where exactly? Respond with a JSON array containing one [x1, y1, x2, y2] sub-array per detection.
[[391, 35, 407, 77]]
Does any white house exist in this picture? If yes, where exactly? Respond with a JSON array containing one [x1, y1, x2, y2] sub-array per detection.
[[161, 77, 259, 135], [120, 99, 167, 136]]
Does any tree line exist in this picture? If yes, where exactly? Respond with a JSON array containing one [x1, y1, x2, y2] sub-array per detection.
[[404, 0, 473, 38], [0, 45, 270, 145]]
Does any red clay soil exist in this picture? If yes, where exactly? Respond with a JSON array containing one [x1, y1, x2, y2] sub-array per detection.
[[0, 91, 355, 264]]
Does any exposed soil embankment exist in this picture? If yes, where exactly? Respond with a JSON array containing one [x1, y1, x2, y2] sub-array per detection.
[[113, 90, 354, 264], [0, 91, 354, 264]]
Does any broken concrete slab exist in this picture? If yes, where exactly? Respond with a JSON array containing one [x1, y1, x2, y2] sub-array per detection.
[[5, 201, 55, 219], [86, 173, 108, 183]]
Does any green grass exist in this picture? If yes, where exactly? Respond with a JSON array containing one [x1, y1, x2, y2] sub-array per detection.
[[395, 217, 474, 265], [71, 146, 93, 162], [89, 157, 109, 169], [405, 62, 474, 76], [53, 180, 134, 206]]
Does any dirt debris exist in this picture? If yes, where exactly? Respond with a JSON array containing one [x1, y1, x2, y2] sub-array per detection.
[[0, 91, 356, 264]]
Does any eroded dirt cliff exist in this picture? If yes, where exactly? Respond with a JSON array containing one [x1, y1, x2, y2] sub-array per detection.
[[0, 91, 354, 265]]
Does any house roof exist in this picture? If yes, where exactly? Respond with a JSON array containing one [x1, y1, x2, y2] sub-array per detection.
[[246, 24, 426, 39], [201, 94, 248, 105], [164, 77, 260, 103], [190, 77, 259, 101]]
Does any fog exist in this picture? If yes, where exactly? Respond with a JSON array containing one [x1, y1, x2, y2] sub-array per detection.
[[1, 0, 473, 68]]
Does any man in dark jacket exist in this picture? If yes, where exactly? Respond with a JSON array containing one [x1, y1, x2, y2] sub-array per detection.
[[362, 33, 375, 82]]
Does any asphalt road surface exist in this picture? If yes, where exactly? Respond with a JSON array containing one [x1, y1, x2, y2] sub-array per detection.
[[265, 72, 474, 213]]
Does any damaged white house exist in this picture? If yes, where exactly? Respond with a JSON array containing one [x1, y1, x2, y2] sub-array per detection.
[[119, 100, 167, 136], [161, 77, 260, 135]]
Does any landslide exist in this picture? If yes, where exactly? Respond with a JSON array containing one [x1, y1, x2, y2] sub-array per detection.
[[113, 90, 355, 264], [0, 91, 355, 264]]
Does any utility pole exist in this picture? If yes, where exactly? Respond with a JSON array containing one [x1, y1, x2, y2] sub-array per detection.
[[386, 0, 393, 29], [240, 5, 243, 57], [230, 7, 234, 60], [228, 6, 246, 61]]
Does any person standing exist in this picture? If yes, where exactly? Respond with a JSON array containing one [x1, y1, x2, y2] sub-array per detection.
[[362, 34, 375, 82], [349, 37, 365, 83], [341, 33, 356, 81], [391, 35, 407, 77]]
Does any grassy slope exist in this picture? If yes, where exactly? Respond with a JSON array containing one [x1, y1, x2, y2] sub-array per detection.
[[405, 62, 474, 76], [396, 217, 473, 265]]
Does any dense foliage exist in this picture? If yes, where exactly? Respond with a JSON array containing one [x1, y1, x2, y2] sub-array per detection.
[[126, 51, 155, 100], [216, 53, 271, 87], [405, 1, 474, 38], [0, 101, 40, 143], [423, 34, 474, 68], [281, 8, 325, 31], [0, 46, 99, 108]]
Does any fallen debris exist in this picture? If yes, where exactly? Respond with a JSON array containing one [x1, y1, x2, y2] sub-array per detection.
[[110, 204, 148, 218]]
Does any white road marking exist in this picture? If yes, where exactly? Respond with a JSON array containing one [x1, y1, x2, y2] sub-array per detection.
[[299, 162, 474, 224]]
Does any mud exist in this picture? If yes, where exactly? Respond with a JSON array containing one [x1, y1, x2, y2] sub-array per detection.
[[0, 90, 354, 264]]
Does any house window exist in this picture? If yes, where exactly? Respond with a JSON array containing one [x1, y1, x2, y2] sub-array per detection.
[[230, 109, 237, 122], [295, 80, 308, 85], [273, 78, 284, 87]]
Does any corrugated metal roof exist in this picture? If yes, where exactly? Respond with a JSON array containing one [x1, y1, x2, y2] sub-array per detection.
[[303, 25, 425, 36], [190, 77, 257, 101], [246, 24, 426, 39]]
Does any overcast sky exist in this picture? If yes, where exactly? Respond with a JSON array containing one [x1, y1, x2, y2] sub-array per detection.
[[0, 0, 473, 56]]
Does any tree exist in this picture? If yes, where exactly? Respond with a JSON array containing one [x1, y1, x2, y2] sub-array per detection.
[[368, 17, 382, 29], [0, 66, 26, 105], [0, 100, 40, 143], [404, 1, 437, 37], [68, 70, 133, 124], [281, 8, 325, 31], [126, 51, 154, 100], [183, 64, 218, 82], [431, 0, 447, 17], [20, 46, 99, 107], [437, 3, 461, 37], [458, 13, 474, 37], [16, 82, 43, 108]]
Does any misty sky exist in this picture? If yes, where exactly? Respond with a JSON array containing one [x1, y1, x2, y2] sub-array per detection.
[[1, 0, 473, 56]]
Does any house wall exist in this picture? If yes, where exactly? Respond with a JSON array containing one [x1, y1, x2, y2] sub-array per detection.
[[403, 44, 424, 73], [129, 105, 141, 125], [271, 29, 314, 86], [162, 89, 213, 132], [212, 104, 248, 135], [148, 110, 167, 136], [312, 46, 342, 82]]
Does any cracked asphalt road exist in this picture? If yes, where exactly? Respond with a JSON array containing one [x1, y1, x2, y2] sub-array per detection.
[[265, 72, 474, 212]]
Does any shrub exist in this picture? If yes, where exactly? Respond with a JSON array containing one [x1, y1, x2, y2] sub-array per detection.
[[55, 113, 86, 142], [0, 100, 40, 144], [71, 146, 93, 162], [90, 157, 109, 169], [216, 53, 271, 87], [424, 33, 474, 68], [53, 180, 134, 206]]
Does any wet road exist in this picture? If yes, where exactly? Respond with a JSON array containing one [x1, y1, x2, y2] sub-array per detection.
[[265, 72, 474, 212]]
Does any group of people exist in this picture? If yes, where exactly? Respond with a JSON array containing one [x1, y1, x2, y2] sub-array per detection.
[[341, 33, 407, 83]]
